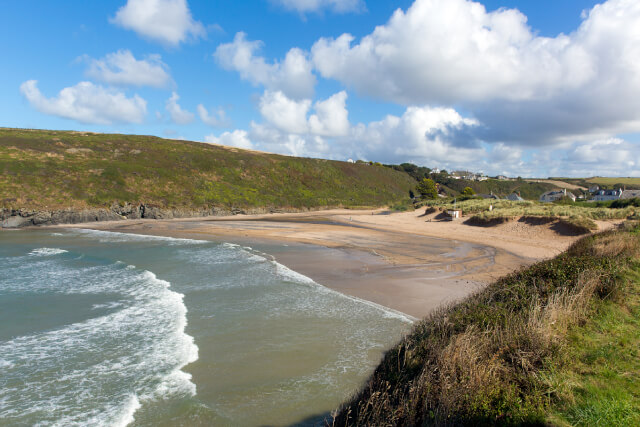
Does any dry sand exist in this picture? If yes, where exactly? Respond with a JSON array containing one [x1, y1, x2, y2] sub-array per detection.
[[60, 208, 609, 319]]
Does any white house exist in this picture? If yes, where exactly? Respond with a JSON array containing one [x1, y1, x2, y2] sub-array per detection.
[[592, 189, 622, 201], [540, 189, 576, 202], [506, 193, 524, 202], [347, 158, 355, 163]]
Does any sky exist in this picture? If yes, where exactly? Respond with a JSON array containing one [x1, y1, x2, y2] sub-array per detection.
[[2, 0, 640, 177]]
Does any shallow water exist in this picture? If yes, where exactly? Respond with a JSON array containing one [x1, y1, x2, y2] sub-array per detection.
[[0, 229, 411, 426]]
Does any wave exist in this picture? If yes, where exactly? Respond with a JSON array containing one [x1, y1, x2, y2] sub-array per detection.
[[68, 228, 209, 245], [0, 258, 198, 426], [233, 245, 417, 324], [28, 247, 68, 256]]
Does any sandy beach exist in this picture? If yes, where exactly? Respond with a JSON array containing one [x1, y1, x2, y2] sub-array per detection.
[[59, 208, 607, 319]]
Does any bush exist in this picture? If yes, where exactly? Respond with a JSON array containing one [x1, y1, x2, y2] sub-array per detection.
[[416, 178, 438, 199]]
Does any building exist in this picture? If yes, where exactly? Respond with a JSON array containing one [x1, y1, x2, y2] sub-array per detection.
[[621, 190, 640, 199], [592, 189, 622, 201], [506, 193, 524, 201], [540, 189, 576, 202], [446, 209, 462, 220], [478, 193, 500, 200], [496, 175, 508, 180], [347, 158, 355, 163], [588, 185, 600, 193]]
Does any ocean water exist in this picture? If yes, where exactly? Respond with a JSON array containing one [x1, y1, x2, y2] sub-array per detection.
[[0, 229, 412, 426]]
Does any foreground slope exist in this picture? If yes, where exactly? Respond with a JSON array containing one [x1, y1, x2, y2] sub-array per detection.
[[334, 223, 640, 426], [0, 128, 415, 212]]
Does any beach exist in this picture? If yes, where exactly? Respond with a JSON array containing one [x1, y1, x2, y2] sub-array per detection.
[[61, 208, 597, 319]]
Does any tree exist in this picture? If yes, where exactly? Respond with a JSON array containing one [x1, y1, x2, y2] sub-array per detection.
[[416, 178, 438, 199], [461, 186, 475, 196]]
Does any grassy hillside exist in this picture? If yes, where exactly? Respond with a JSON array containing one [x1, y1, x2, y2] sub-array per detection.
[[334, 223, 640, 426], [434, 177, 556, 200], [0, 128, 415, 211], [554, 177, 640, 190]]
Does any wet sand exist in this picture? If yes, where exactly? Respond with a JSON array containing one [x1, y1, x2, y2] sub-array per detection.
[[56, 208, 566, 319]]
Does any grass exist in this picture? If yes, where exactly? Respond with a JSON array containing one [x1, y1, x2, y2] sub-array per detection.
[[586, 177, 640, 188], [332, 223, 640, 426], [545, 263, 640, 426], [0, 128, 415, 211], [419, 199, 636, 235]]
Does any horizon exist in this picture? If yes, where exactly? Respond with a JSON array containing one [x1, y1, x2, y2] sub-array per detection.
[[3, 0, 640, 177]]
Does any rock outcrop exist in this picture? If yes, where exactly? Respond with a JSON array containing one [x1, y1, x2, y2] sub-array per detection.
[[0, 204, 316, 228]]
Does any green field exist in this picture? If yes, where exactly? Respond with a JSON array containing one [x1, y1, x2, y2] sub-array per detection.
[[0, 128, 415, 211], [587, 177, 640, 187]]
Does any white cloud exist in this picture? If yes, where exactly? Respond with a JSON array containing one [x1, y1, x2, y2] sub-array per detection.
[[310, 0, 640, 147], [214, 32, 316, 99], [111, 0, 205, 46], [197, 104, 229, 127], [20, 80, 147, 124], [165, 92, 194, 124], [270, 0, 364, 14], [205, 130, 254, 149], [259, 90, 311, 134], [309, 91, 350, 137], [84, 50, 171, 88]]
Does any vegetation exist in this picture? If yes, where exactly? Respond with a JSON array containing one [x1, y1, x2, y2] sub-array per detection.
[[461, 186, 475, 196], [557, 177, 640, 190], [419, 199, 637, 234], [436, 177, 556, 200], [416, 178, 438, 200], [0, 128, 416, 211], [334, 223, 640, 425]]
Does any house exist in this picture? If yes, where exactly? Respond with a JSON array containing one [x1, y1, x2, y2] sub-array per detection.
[[496, 175, 508, 180], [591, 189, 622, 201], [588, 185, 600, 194], [506, 193, 524, 201], [478, 193, 500, 200], [621, 190, 640, 199], [540, 189, 576, 202], [347, 158, 355, 163]]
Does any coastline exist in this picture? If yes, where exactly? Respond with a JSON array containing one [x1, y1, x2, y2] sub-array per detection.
[[47, 208, 589, 319]]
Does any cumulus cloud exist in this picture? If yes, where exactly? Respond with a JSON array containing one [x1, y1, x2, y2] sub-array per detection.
[[197, 104, 230, 127], [310, 0, 640, 147], [204, 130, 254, 149], [259, 90, 311, 134], [84, 49, 172, 88], [20, 80, 147, 124], [111, 0, 205, 46], [308, 91, 350, 137], [165, 92, 194, 124], [214, 32, 316, 99], [270, 0, 364, 14]]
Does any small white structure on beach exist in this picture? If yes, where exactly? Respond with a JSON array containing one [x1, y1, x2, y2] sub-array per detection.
[[446, 210, 462, 220]]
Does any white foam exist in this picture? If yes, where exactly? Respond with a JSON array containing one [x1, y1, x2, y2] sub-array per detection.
[[0, 263, 199, 426], [238, 247, 416, 324], [111, 395, 141, 427], [69, 228, 209, 245], [28, 248, 68, 256]]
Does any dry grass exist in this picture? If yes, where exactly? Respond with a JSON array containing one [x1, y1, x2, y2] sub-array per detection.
[[332, 224, 639, 426]]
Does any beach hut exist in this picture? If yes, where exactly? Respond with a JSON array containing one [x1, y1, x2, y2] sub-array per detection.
[[446, 209, 462, 220]]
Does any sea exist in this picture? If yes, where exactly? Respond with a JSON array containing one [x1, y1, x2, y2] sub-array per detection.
[[0, 229, 412, 426]]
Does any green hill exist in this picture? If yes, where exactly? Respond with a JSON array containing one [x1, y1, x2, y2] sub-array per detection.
[[0, 128, 415, 212], [334, 223, 640, 426]]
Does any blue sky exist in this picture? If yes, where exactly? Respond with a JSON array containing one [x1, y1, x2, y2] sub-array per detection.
[[3, 0, 639, 177]]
